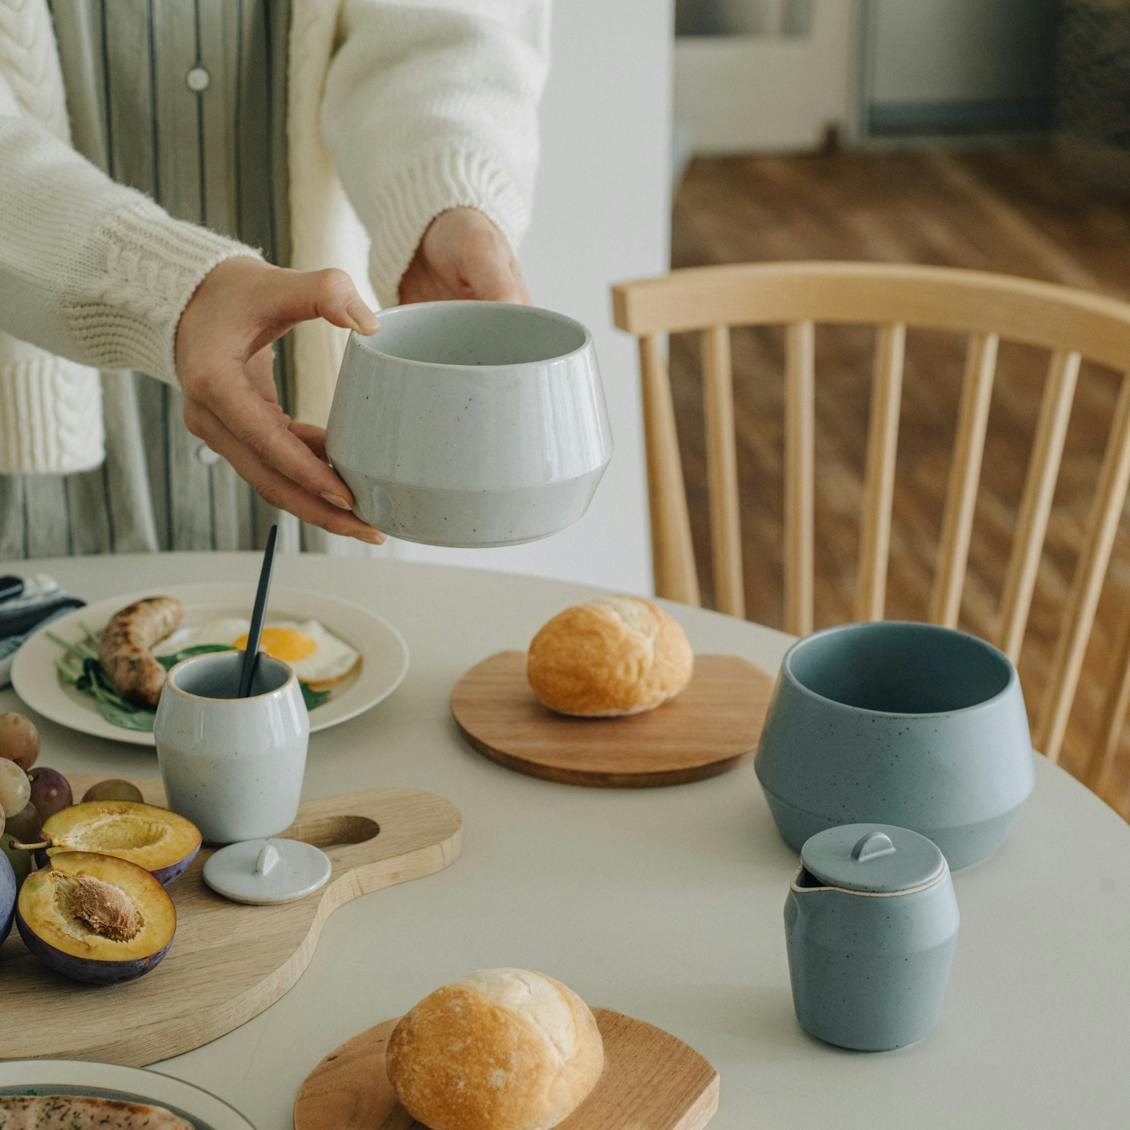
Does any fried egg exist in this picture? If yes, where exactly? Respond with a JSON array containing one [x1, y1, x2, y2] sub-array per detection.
[[157, 617, 361, 688]]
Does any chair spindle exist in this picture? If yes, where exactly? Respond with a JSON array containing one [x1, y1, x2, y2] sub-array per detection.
[[930, 332, 999, 627], [701, 325, 744, 617], [856, 323, 906, 622], [997, 351, 1081, 661], [638, 334, 700, 607], [784, 321, 815, 635], [1036, 374, 1130, 762]]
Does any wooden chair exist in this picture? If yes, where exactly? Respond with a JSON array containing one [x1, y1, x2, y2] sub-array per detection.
[[612, 262, 1130, 792]]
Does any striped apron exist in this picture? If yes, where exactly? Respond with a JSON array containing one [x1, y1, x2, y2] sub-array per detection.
[[0, 0, 322, 559]]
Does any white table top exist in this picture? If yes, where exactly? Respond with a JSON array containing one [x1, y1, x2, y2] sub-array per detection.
[[3, 552, 1129, 1129]]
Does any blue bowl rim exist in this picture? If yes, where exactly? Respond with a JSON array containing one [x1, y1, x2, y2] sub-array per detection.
[[779, 620, 1019, 720]]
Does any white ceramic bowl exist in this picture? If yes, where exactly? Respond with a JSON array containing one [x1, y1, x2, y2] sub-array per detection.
[[325, 301, 613, 547]]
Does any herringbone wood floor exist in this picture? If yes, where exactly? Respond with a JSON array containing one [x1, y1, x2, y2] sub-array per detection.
[[669, 146, 1130, 816]]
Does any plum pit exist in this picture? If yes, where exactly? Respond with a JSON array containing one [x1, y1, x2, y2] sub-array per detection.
[[52, 873, 143, 943]]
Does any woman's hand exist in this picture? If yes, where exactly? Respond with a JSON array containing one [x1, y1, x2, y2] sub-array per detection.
[[175, 257, 385, 543], [399, 207, 531, 304]]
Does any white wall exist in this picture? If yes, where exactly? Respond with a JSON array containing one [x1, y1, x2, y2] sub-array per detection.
[[868, 0, 1057, 106], [674, 1, 859, 154], [384, 0, 671, 595]]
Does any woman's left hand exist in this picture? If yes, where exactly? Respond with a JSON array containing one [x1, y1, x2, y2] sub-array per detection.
[[399, 207, 531, 304]]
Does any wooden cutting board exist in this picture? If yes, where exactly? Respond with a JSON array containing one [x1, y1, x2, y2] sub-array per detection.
[[451, 651, 773, 787], [294, 1008, 720, 1130], [0, 775, 462, 1067]]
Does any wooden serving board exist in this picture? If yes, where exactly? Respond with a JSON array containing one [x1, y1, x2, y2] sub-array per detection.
[[451, 651, 773, 787], [294, 1009, 720, 1130], [0, 775, 462, 1067]]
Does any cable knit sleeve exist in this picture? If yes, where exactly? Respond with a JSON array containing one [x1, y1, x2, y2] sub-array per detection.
[[321, 0, 550, 307], [0, 112, 260, 385]]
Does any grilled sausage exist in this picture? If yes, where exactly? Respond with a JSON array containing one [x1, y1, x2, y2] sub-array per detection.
[[98, 595, 184, 710], [0, 1095, 193, 1129]]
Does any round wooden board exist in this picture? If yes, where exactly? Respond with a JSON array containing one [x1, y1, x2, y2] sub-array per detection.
[[294, 1008, 720, 1130], [450, 651, 773, 787]]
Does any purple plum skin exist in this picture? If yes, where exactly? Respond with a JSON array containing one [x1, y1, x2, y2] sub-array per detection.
[[0, 852, 15, 946], [151, 842, 200, 886], [15, 908, 171, 984], [27, 767, 73, 821], [37, 843, 201, 886]]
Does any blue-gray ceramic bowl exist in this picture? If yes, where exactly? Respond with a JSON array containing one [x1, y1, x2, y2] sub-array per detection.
[[755, 621, 1035, 870]]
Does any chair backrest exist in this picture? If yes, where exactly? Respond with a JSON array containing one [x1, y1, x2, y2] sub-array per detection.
[[612, 262, 1130, 792]]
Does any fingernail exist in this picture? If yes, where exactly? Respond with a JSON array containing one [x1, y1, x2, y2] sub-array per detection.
[[346, 300, 379, 335], [359, 529, 386, 545], [321, 491, 353, 510]]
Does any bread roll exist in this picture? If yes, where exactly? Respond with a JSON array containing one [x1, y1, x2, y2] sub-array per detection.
[[386, 969, 604, 1130], [526, 596, 693, 717]]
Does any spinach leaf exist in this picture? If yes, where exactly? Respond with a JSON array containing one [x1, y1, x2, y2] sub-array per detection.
[[301, 682, 332, 711], [51, 632, 330, 732], [80, 657, 156, 731]]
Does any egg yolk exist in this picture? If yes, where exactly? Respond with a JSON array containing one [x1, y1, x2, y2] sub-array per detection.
[[231, 627, 317, 662]]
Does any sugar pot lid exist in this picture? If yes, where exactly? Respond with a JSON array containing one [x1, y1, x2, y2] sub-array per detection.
[[800, 823, 947, 893]]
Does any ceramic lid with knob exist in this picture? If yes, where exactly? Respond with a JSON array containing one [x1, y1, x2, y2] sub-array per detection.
[[800, 823, 947, 893]]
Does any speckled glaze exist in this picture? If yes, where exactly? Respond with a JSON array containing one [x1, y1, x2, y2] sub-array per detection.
[[325, 302, 613, 547], [154, 653, 309, 846], [755, 621, 1035, 870], [784, 824, 960, 1051]]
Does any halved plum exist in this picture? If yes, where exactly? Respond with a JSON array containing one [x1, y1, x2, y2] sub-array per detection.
[[16, 851, 176, 984], [40, 801, 201, 885]]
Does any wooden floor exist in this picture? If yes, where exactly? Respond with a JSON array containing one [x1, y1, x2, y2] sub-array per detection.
[[669, 146, 1130, 815]]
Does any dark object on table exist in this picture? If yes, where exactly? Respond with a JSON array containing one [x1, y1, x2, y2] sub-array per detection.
[[238, 523, 279, 697], [0, 576, 24, 604], [0, 576, 84, 689], [0, 596, 85, 641]]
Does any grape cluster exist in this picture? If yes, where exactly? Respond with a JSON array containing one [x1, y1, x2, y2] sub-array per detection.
[[0, 712, 145, 889]]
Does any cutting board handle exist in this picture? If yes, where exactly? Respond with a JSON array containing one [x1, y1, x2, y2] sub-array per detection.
[[0, 780, 463, 1067], [285, 812, 382, 864]]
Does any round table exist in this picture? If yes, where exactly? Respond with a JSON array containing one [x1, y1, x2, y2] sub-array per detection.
[[3, 553, 1129, 1129]]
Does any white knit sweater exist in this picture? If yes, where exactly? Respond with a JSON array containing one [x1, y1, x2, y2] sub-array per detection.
[[0, 0, 547, 474]]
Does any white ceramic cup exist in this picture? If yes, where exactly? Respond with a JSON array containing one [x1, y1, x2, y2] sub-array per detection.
[[154, 652, 309, 845], [324, 301, 613, 547]]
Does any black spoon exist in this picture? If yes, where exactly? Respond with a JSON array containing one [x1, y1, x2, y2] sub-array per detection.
[[237, 524, 279, 698]]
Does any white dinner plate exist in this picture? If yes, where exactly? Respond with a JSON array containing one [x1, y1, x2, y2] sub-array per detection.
[[0, 1060, 254, 1130], [11, 582, 409, 748]]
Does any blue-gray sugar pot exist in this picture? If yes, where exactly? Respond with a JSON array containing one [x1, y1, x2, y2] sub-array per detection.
[[784, 823, 959, 1051]]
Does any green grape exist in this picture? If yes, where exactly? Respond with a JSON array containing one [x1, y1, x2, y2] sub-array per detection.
[[0, 759, 30, 818], [0, 832, 32, 886], [0, 712, 39, 771], [81, 779, 144, 804], [4, 801, 41, 843]]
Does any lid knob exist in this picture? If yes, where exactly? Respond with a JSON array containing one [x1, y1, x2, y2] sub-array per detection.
[[851, 830, 896, 862], [800, 824, 944, 893], [255, 841, 282, 877]]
